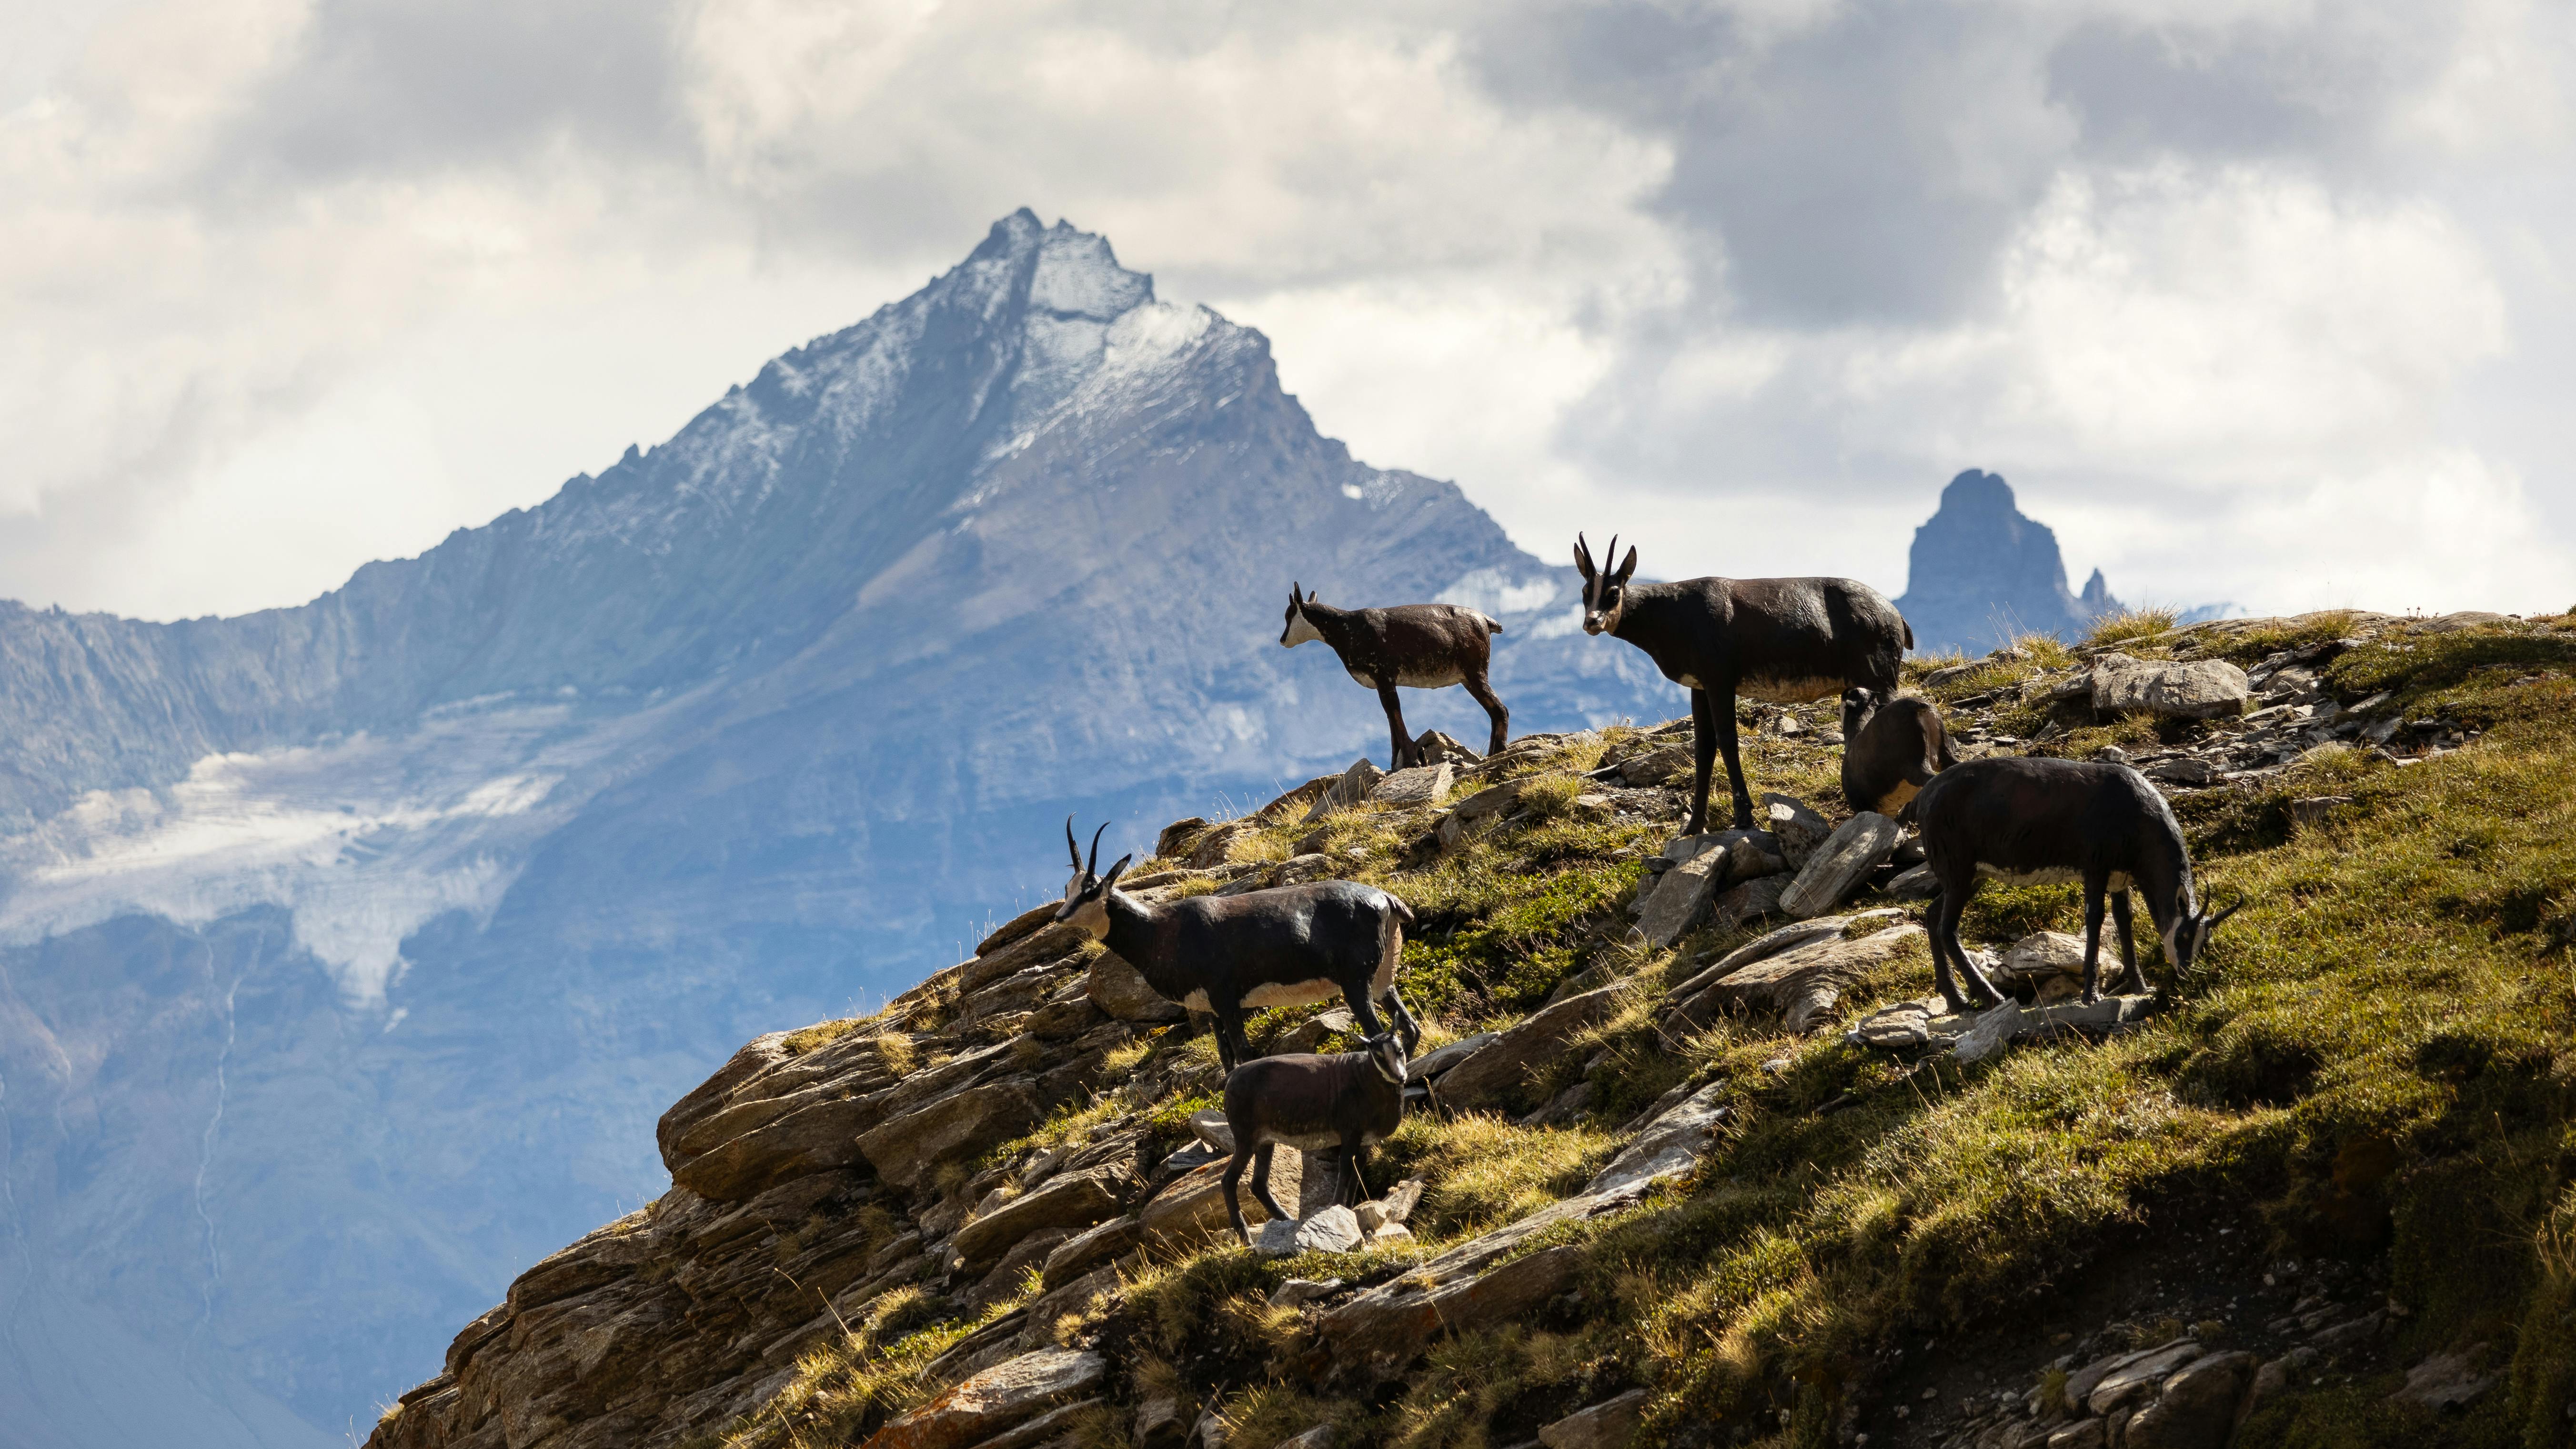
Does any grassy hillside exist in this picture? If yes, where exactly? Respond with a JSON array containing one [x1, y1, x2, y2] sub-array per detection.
[[390, 607, 2576, 1449]]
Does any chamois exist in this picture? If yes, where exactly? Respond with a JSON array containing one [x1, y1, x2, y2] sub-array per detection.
[[1220, 1032, 1408, 1245], [1840, 688, 1957, 822], [1912, 755, 2243, 1011], [1054, 821, 1423, 1072], [1572, 534, 1912, 832], [1280, 585, 1508, 769]]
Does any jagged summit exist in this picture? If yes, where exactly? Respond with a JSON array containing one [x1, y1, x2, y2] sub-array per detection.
[[1894, 468, 2123, 655], [0, 213, 1671, 1445]]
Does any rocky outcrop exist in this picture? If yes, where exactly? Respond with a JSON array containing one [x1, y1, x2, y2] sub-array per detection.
[[1894, 468, 2122, 654]]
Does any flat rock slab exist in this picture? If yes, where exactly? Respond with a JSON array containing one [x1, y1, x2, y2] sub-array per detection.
[[1953, 994, 2156, 1063], [1370, 764, 1454, 807], [1712, 874, 1788, 930], [858, 1078, 1041, 1189], [1138, 1156, 1299, 1249], [863, 1348, 1104, 1449], [1585, 1081, 1727, 1197], [1540, 1388, 1649, 1449], [952, 1167, 1126, 1272], [1675, 925, 1924, 1036], [1436, 983, 1628, 1110], [1041, 1214, 1143, 1290], [2092, 654, 2250, 720], [1779, 812, 1902, 919], [1636, 848, 1726, 947]]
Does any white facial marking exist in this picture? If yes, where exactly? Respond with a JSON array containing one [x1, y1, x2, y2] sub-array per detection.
[[1282, 609, 1325, 647]]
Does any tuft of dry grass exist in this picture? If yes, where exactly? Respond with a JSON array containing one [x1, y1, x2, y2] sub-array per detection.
[[2085, 606, 2181, 647]]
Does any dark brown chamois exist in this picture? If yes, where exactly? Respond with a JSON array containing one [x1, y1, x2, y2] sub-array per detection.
[[1573, 534, 1912, 833], [1912, 755, 2242, 1011], [1054, 822, 1423, 1072], [1840, 687, 1958, 822], [1221, 1032, 1409, 1245], [1280, 584, 1507, 768]]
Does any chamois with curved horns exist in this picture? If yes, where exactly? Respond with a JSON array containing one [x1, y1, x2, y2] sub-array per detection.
[[1840, 687, 1958, 822], [1221, 1031, 1409, 1246], [1912, 755, 2243, 1011], [1573, 533, 1912, 833], [1054, 821, 1423, 1072], [1280, 584, 1508, 769]]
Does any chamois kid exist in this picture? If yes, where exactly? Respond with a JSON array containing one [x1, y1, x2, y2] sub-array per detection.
[[1840, 687, 1958, 822], [1572, 534, 1912, 832], [1054, 822, 1423, 1072], [1911, 755, 2242, 1011], [1280, 585, 1508, 768], [1221, 1031, 1408, 1245]]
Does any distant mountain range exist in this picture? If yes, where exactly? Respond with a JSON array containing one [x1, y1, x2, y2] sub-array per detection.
[[0, 213, 1674, 1446]]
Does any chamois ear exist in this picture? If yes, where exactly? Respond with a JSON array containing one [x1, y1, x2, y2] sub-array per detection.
[[1614, 544, 1639, 583], [1573, 533, 1597, 579], [1305, 587, 1318, 603], [1100, 854, 1133, 888]]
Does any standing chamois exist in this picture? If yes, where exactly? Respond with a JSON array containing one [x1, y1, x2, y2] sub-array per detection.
[[1840, 688, 1957, 822], [1573, 534, 1912, 832], [1220, 1032, 1408, 1245], [1280, 585, 1508, 768], [1912, 755, 2243, 1011], [1054, 822, 1423, 1072]]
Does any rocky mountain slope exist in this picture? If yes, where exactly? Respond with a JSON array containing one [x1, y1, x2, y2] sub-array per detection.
[[0, 213, 1674, 1446], [370, 606, 2576, 1448]]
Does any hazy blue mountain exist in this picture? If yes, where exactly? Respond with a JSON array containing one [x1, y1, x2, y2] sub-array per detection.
[[0, 211, 1673, 1446], [1894, 468, 2126, 655]]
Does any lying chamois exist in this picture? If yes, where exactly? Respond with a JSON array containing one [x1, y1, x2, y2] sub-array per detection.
[[1054, 821, 1423, 1071], [1912, 756, 2242, 1011], [1840, 688, 1957, 822], [1573, 534, 1912, 832], [1280, 584, 1507, 768], [1222, 1032, 1408, 1245]]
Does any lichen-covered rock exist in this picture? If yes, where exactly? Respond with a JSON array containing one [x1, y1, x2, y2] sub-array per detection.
[[2091, 654, 2250, 720], [1303, 758, 1386, 823], [1759, 793, 1831, 868], [1254, 1205, 1362, 1256], [1370, 763, 1454, 806], [862, 1348, 1105, 1449]]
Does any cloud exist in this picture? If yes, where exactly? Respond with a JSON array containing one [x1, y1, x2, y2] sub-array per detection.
[[0, 0, 2567, 622]]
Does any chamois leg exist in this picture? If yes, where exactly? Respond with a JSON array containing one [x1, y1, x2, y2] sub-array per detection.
[[1248, 1142, 1292, 1224], [1462, 670, 1509, 758], [1686, 688, 1719, 834], [2080, 881, 2108, 1006], [1223, 1142, 1258, 1245], [1927, 871, 2001, 1012], [1212, 1007, 1249, 1073], [1338, 1129, 1371, 1207], [2107, 889, 2147, 996], [1376, 684, 1417, 770], [1342, 984, 1392, 1045], [1712, 690, 1757, 832]]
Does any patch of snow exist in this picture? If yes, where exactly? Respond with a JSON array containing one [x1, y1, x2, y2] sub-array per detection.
[[1028, 228, 1153, 320], [0, 700, 666, 1008], [1340, 484, 1366, 500], [1437, 568, 1565, 619]]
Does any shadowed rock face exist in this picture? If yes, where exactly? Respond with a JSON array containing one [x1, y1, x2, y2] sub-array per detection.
[[1895, 469, 2123, 655], [0, 212, 1674, 1443]]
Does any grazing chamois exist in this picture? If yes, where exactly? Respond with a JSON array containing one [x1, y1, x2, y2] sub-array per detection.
[[1573, 534, 1912, 832], [1054, 821, 1423, 1072], [1221, 1032, 1408, 1245], [1280, 584, 1508, 768], [1912, 755, 2243, 1011], [1840, 688, 1958, 822]]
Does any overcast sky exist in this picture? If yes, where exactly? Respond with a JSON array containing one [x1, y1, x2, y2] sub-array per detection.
[[5, 0, 2570, 623]]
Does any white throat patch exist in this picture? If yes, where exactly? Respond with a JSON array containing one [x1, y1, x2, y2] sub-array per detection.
[[1282, 609, 1325, 647]]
